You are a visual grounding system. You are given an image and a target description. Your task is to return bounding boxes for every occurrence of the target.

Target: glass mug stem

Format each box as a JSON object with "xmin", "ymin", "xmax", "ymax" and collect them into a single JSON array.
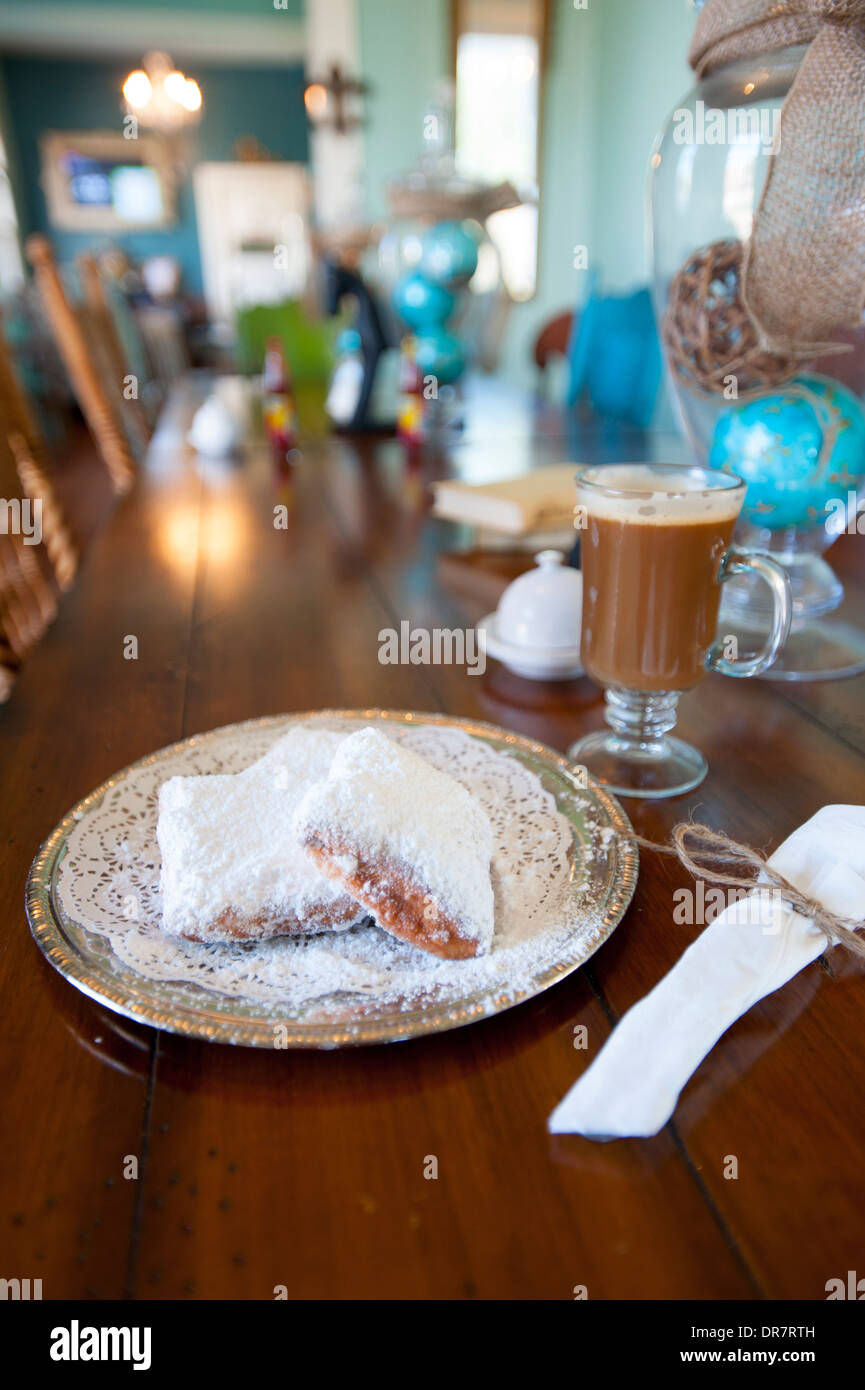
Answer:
[
  {"xmin": 708, "ymin": 548, "xmax": 793, "ymax": 678},
  {"xmin": 604, "ymin": 687, "xmax": 680, "ymax": 747},
  {"xmin": 572, "ymin": 686, "xmax": 706, "ymax": 800}
]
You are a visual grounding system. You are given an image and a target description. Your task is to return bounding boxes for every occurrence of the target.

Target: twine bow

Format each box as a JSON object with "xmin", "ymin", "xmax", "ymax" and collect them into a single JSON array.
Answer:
[
  {"xmin": 627, "ymin": 822, "xmax": 865, "ymax": 959},
  {"xmin": 690, "ymin": 0, "xmax": 865, "ymax": 357}
]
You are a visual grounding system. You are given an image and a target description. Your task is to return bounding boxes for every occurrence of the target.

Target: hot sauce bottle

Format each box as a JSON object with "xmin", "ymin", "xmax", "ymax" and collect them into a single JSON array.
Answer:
[{"xmin": 262, "ymin": 336, "xmax": 298, "ymax": 465}]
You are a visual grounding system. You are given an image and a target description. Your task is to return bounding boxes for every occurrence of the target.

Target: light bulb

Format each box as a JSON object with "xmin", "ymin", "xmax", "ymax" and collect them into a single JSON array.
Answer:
[
  {"xmin": 304, "ymin": 83, "xmax": 328, "ymax": 120},
  {"xmin": 123, "ymin": 70, "xmax": 152, "ymax": 109},
  {"xmin": 164, "ymin": 71, "xmax": 187, "ymax": 103},
  {"xmin": 181, "ymin": 79, "xmax": 202, "ymax": 112}
]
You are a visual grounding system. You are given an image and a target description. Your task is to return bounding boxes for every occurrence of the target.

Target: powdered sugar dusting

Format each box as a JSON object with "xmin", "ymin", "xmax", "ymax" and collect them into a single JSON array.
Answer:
[
  {"xmin": 294, "ymin": 727, "xmax": 495, "ymax": 954},
  {"xmin": 157, "ymin": 727, "xmax": 366, "ymax": 941},
  {"xmin": 53, "ymin": 714, "xmax": 630, "ymax": 1034}
]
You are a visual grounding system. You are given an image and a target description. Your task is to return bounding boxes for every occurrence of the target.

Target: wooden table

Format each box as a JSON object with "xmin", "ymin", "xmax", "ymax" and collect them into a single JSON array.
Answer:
[{"xmin": 3, "ymin": 378, "xmax": 865, "ymax": 1302}]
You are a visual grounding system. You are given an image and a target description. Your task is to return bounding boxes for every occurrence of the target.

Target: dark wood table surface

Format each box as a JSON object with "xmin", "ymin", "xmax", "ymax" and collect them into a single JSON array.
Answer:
[{"xmin": 3, "ymin": 378, "xmax": 865, "ymax": 1302}]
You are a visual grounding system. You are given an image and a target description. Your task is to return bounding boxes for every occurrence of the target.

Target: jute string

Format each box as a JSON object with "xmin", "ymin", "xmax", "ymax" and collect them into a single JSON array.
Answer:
[
  {"xmin": 621, "ymin": 821, "xmax": 865, "ymax": 959},
  {"xmin": 690, "ymin": 0, "xmax": 865, "ymax": 357}
]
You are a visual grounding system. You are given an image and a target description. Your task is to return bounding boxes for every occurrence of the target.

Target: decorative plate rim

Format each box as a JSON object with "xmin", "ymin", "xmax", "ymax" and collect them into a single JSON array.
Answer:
[{"xmin": 25, "ymin": 709, "xmax": 638, "ymax": 1048}]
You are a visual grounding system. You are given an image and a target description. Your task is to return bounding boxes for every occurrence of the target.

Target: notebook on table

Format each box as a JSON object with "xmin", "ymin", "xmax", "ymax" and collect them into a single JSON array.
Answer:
[{"xmin": 431, "ymin": 464, "xmax": 578, "ymax": 538}]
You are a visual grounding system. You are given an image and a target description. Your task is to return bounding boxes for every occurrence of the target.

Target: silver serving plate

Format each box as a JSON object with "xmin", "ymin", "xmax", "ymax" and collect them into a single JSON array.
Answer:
[{"xmin": 25, "ymin": 710, "xmax": 637, "ymax": 1047}]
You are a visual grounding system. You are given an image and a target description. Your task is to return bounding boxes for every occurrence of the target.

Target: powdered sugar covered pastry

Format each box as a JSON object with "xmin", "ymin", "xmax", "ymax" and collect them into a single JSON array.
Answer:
[
  {"xmin": 293, "ymin": 727, "xmax": 495, "ymax": 959},
  {"xmin": 157, "ymin": 727, "xmax": 369, "ymax": 943}
]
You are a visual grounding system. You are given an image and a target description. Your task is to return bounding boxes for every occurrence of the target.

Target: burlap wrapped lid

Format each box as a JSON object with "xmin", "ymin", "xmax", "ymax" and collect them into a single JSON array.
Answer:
[{"xmin": 690, "ymin": 0, "xmax": 865, "ymax": 355}]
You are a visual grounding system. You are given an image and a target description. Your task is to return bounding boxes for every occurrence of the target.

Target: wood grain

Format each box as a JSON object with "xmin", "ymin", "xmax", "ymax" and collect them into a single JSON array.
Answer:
[
  {"xmin": 1, "ymin": 382, "xmax": 864, "ymax": 1299},
  {"xmin": 0, "ymin": 429, "xmax": 201, "ymax": 1296}
]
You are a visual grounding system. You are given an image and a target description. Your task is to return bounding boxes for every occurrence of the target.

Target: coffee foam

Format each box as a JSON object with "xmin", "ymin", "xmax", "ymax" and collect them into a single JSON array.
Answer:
[{"xmin": 576, "ymin": 464, "xmax": 743, "ymax": 526}]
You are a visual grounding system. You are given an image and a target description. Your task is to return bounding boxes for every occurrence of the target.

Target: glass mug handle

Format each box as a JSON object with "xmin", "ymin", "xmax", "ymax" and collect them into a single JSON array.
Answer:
[{"xmin": 708, "ymin": 547, "xmax": 793, "ymax": 678}]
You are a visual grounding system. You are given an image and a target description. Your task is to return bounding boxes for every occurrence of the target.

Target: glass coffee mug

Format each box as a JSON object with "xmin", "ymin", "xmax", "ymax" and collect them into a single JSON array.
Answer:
[{"xmin": 568, "ymin": 464, "xmax": 792, "ymax": 798}]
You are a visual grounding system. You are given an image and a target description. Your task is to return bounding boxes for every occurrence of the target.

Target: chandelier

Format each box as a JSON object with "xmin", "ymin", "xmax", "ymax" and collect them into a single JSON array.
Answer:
[{"xmin": 122, "ymin": 52, "xmax": 202, "ymax": 131}]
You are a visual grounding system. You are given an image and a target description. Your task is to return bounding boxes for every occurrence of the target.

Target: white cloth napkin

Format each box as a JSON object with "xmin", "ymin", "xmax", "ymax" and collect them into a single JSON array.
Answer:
[{"xmin": 548, "ymin": 805, "xmax": 865, "ymax": 1139}]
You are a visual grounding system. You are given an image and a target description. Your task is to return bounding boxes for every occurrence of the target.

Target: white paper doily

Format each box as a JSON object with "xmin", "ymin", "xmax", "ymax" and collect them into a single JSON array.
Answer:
[{"xmin": 28, "ymin": 712, "xmax": 637, "ymax": 1045}]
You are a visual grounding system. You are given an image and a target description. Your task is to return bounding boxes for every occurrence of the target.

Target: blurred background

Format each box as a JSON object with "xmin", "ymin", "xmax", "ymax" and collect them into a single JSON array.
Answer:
[{"xmin": 0, "ymin": 0, "xmax": 697, "ymax": 430}]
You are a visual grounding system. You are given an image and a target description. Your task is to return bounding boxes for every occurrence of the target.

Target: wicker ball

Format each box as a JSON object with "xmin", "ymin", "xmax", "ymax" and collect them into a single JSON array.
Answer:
[{"xmin": 662, "ymin": 240, "xmax": 799, "ymax": 395}]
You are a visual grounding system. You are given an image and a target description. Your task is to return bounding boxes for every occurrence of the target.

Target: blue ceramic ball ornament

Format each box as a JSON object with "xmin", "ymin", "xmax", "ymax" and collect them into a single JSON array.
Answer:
[
  {"xmin": 414, "ymin": 328, "xmax": 466, "ymax": 385},
  {"xmin": 709, "ymin": 375, "xmax": 865, "ymax": 530},
  {"xmin": 418, "ymin": 220, "xmax": 479, "ymax": 289},
  {"xmin": 392, "ymin": 271, "xmax": 456, "ymax": 330}
]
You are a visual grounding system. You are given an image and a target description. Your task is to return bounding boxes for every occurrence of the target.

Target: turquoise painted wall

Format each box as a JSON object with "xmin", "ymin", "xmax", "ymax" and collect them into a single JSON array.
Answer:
[
  {"xmin": 499, "ymin": 0, "xmax": 600, "ymax": 379},
  {"xmin": 588, "ymin": 0, "xmax": 695, "ymax": 292},
  {"xmin": 356, "ymin": 0, "xmax": 697, "ymax": 382},
  {"xmin": 503, "ymin": 0, "xmax": 696, "ymax": 380},
  {"xmin": 21, "ymin": 0, "xmax": 304, "ymax": 12},
  {"xmin": 2, "ymin": 1, "xmax": 697, "ymax": 354},
  {"xmin": 356, "ymin": 0, "xmax": 450, "ymax": 221},
  {"xmin": 0, "ymin": 53, "xmax": 309, "ymax": 292}
]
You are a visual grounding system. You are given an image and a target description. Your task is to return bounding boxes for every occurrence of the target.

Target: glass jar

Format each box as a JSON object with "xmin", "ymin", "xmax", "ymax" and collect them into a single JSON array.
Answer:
[{"xmin": 650, "ymin": 43, "xmax": 865, "ymax": 680}]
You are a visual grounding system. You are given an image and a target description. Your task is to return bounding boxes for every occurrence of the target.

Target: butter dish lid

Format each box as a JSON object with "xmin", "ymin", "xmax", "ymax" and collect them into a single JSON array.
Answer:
[{"xmin": 495, "ymin": 549, "xmax": 582, "ymax": 651}]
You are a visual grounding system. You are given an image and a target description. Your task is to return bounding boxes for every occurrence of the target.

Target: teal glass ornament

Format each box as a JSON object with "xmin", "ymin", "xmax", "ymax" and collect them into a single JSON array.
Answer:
[
  {"xmin": 392, "ymin": 271, "xmax": 455, "ymax": 330},
  {"xmin": 414, "ymin": 328, "xmax": 466, "ymax": 385},
  {"xmin": 335, "ymin": 327, "xmax": 362, "ymax": 356},
  {"xmin": 709, "ymin": 375, "xmax": 865, "ymax": 531},
  {"xmin": 418, "ymin": 220, "xmax": 479, "ymax": 289}
]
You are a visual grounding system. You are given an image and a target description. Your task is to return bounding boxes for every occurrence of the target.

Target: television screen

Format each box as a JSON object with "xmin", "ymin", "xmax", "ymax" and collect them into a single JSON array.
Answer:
[{"xmin": 59, "ymin": 149, "xmax": 165, "ymax": 224}]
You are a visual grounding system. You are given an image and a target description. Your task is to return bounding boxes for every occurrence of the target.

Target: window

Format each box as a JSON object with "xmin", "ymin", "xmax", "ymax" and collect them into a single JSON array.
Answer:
[{"xmin": 453, "ymin": 0, "xmax": 548, "ymax": 301}]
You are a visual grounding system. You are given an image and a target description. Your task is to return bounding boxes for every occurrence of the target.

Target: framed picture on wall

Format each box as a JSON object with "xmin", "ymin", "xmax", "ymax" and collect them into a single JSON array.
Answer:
[{"xmin": 39, "ymin": 130, "xmax": 178, "ymax": 231}]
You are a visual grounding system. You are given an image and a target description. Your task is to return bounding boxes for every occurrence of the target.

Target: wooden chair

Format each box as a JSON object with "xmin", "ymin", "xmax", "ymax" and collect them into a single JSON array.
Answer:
[
  {"xmin": 26, "ymin": 235, "xmax": 135, "ymax": 496},
  {"xmin": 0, "ymin": 304, "xmax": 48, "ymax": 467},
  {"xmin": 97, "ymin": 254, "xmax": 167, "ymax": 421},
  {"xmin": 0, "ymin": 310, "xmax": 78, "ymax": 592},
  {"xmin": 534, "ymin": 311, "xmax": 574, "ymax": 372},
  {"xmin": 0, "ymin": 433, "xmax": 62, "ymax": 703},
  {"xmin": 533, "ymin": 310, "xmax": 575, "ymax": 400},
  {"xmin": 0, "ymin": 313, "xmax": 84, "ymax": 701},
  {"xmin": 77, "ymin": 252, "xmax": 152, "ymax": 458},
  {"xmin": 9, "ymin": 431, "xmax": 78, "ymax": 593},
  {"xmin": 135, "ymin": 304, "xmax": 189, "ymax": 395}
]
